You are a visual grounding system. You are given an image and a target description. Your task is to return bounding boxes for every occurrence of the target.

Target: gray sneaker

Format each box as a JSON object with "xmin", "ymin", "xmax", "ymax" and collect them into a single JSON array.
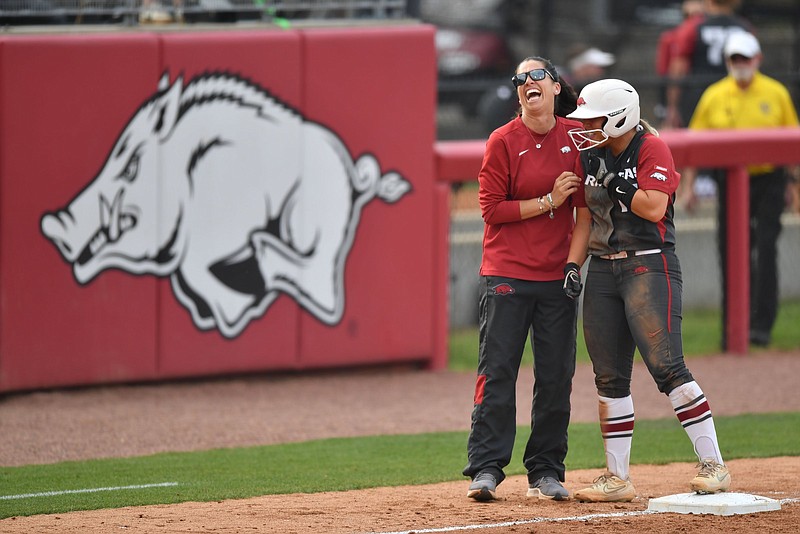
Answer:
[
  {"xmin": 467, "ymin": 472, "xmax": 497, "ymax": 501},
  {"xmin": 527, "ymin": 476, "xmax": 570, "ymax": 500}
]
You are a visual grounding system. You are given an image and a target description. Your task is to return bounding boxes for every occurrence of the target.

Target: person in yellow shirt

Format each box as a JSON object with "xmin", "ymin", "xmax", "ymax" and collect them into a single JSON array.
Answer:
[{"xmin": 680, "ymin": 31, "xmax": 800, "ymax": 348}]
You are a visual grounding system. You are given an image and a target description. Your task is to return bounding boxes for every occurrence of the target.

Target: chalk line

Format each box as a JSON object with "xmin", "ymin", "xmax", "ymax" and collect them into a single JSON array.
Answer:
[
  {"xmin": 366, "ymin": 497, "xmax": 800, "ymax": 534},
  {"xmin": 0, "ymin": 482, "xmax": 179, "ymax": 500}
]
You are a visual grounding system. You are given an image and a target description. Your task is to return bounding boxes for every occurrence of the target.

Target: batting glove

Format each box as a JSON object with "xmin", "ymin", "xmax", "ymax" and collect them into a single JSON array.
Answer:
[
  {"xmin": 588, "ymin": 154, "xmax": 617, "ymax": 189},
  {"xmin": 563, "ymin": 262, "xmax": 583, "ymax": 300},
  {"xmin": 605, "ymin": 174, "xmax": 636, "ymax": 210}
]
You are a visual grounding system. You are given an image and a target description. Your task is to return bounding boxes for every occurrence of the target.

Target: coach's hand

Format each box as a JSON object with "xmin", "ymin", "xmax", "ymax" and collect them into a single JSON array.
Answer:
[{"xmin": 563, "ymin": 262, "xmax": 583, "ymax": 300}]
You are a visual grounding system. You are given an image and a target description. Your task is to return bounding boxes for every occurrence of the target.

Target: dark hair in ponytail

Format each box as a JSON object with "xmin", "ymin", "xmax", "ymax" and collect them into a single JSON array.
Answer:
[{"xmin": 516, "ymin": 56, "xmax": 579, "ymax": 118}]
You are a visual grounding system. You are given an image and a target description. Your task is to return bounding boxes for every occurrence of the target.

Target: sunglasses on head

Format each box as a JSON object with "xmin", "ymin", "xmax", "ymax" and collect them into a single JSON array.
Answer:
[{"xmin": 511, "ymin": 68, "xmax": 555, "ymax": 87}]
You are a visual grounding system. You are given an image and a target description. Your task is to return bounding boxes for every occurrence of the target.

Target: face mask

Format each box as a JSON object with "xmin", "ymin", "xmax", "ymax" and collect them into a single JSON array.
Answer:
[{"xmin": 729, "ymin": 65, "xmax": 755, "ymax": 83}]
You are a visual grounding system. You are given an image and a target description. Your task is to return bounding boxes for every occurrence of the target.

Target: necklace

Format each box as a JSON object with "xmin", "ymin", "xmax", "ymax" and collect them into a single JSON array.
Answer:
[{"xmin": 524, "ymin": 118, "xmax": 555, "ymax": 149}]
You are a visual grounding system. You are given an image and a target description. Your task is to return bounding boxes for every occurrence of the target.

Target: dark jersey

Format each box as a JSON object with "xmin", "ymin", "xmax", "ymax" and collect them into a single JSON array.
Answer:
[
  {"xmin": 675, "ymin": 14, "xmax": 752, "ymax": 121},
  {"xmin": 573, "ymin": 129, "xmax": 680, "ymax": 257},
  {"xmin": 688, "ymin": 15, "xmax": 751, "ymax": 78}
]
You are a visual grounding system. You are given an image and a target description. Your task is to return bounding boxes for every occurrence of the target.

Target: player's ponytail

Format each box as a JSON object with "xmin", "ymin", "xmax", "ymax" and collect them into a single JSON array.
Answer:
[{"xmin": 639, "ymin": 119, "xmax": 659, "ymax": 137}]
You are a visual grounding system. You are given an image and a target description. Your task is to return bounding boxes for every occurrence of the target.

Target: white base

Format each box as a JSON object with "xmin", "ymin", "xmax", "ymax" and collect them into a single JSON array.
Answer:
[{"xmin": 647, "ymin": 492, "xmax": 781, "ymax": 516}]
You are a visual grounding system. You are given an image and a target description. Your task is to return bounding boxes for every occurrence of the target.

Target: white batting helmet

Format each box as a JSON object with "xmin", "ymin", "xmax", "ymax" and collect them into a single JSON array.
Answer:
[{"xmin": 566, "ymin": 79, "xmax": 640, "ymax": 150}]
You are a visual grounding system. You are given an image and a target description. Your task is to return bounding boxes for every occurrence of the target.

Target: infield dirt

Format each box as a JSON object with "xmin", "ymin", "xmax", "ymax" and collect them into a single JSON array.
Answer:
[{"xmin": 1, "ymin": 351, "xmax": 799, "ymax": 533}]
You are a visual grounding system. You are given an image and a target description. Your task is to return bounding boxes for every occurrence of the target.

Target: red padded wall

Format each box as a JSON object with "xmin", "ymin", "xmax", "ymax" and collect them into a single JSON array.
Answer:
[
  {"xmin": 156, "ymin": 30, "xmax": 303, "ymax": 378},
  {"xmin": 0, "ymin": 34, "xmax": 162, "ymax": 391},
  {"xmin": 0, "ymin": 24, "xmax": 440, "ymax": 392},
  {"xmin": 297, "ymin": 25, "xmax": 437, "ymax": 366}
]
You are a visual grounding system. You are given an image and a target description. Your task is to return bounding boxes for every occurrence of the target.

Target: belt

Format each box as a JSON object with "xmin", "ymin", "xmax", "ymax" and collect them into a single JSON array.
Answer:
[{"xmin": 599, "ymin": 248, "xmax": 661, "ymax": 260}]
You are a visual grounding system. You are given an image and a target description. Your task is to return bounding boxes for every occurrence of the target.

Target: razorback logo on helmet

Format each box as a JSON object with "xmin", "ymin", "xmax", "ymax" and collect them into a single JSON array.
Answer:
[
  {"xmin": 491, "ymin": 283, "xmax": 515, "ymax": 296},
  {"xmin": 576, "ymin": 97, "xmax": 587, "ymax": 106}
]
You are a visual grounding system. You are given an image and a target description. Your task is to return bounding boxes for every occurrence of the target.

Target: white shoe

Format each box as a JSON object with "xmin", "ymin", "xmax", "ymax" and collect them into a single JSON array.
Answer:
[
  {"xmin": 690, "ymin": 459, "xmax": 731, "ymax": 494},
  {"xmin": 574, "ymin": 472, "xmax": 636, "ymax": 502}
]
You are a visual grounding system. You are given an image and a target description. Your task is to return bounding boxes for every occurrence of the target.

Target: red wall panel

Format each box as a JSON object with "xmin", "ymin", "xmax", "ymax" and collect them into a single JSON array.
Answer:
[
  {"xmin": 155, "ymin": 30, "xmax": 304, "ymax": 378},
  {"xmin": 297, "ymin": 26, "xmax": 437, "ymax": 366},
  {"xmin": 0, "ymin": 34, "xmax": 162, "ymax": 390},
  {"xmin": 0, "ymin": 25, "xmax": 439, "ymax": 392}
]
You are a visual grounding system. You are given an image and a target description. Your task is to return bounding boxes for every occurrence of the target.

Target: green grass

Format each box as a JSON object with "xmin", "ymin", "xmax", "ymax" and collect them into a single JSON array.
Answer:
[
  {"xmin": 2, "ymin": 300, "xmax": 798, "ymax": 519},
  {"xmin": 449, "ymin": 298, "xmax": 800, "ymax": 371},
  {"xmin": 1, "ymin": 413, "xmax": 798, "ymax": 519}
]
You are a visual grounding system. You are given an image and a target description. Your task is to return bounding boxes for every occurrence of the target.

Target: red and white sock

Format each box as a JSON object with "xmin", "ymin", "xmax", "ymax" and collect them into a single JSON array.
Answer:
[
  {"xmin": 669, "ymin": 381, "xmax": 723, "ymax": 463},
  {"xmin": 598, "ymin": 395, "xmax": 634, "ymax": 481}
]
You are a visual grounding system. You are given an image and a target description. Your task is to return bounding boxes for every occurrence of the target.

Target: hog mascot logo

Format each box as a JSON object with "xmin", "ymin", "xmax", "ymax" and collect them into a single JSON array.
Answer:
[{"xmin": 40, "ymin": 72, "xmax": 411, "ymax": 338}]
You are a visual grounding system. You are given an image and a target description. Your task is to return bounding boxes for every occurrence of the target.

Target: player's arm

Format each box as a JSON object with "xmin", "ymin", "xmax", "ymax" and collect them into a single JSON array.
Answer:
[
  {"xmin": 676, "ymin": 166, "xmax": 698, "ymax": 213},
  {"xmin": 631, "ymin": 190, "xmax": 670, "ymax": 222},
  {"xmin": 634, "ymin": 140, "xmax": 676, "ymax": 222},
  {"xmin": 563, "ymin": 206, "xmax": 591, "ymax": 299},
  {"xmin": 566, "ymin": 207, "xmax": 591, "ymax": 268},
  {"xmin": 664, "ymin": 19, "xmax": 698, "ymax": 128},
  {"xmin": 605, "ymin": 139, "xmax": 673, "ymax": 222},
  {"xmin": 602, "ymin": 172, "xmax": 669, "ymax": 222},
  {"xmin": 664, "ymin": 56, "xmax": 690, "ymax": 128}
]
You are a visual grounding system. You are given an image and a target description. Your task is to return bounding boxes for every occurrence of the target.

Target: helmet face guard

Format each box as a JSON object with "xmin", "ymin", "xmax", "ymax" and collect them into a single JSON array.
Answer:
[
  {"xmin": 566, "ymin": 79, "xmax": 640, "ymax": 150},
  {"xmin": 568, "ymin": 127, "xmax": 609, "ymax": 151}
]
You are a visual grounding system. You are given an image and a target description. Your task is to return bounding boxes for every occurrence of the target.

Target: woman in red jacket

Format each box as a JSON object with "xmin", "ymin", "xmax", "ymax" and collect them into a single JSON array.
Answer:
[{"xmin": 463, "ymin": 55, "xmax": 583, "ymax": 502}]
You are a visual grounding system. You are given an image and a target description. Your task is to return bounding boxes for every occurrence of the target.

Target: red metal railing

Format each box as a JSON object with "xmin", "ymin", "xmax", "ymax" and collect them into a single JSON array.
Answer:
[{"xmin": 435, "ymin": 128, "xmax": 800, "ymax": 354}]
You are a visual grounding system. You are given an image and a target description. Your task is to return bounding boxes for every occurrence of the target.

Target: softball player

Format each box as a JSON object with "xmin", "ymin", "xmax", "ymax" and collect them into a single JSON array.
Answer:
[{"xmin": 562, "ymin": 79, "xmax": 730, "ymax": 502}]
